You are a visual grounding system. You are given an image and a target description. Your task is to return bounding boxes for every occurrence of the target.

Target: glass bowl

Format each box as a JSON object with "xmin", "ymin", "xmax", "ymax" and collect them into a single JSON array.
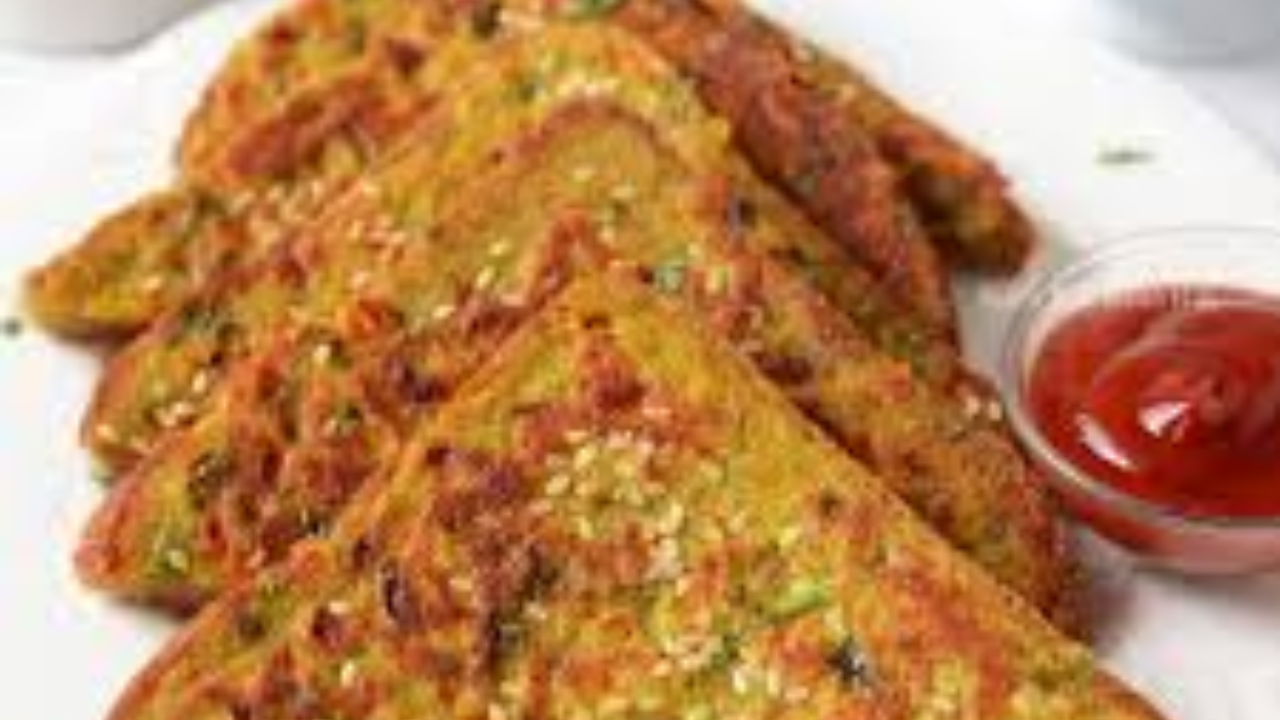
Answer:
[{"xmin": 1000, "ymin": 227, "xmax": 1280, "ymax": 574}]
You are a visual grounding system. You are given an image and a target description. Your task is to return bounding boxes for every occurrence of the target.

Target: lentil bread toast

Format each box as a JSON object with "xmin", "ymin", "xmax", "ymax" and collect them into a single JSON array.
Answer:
[
  {"xmin": 27, "ymin": 0, "xmax": 982, "ymax": 339},
  {"xmin": 24, "ymin": 39, "xmax": 438, "ymax": 339},
  {"xmin": 78, "ymin": 102, "xmax": 1073, "ymax": 627},
  {"xmin": 182, "ymin": 0, "xmax": 1031, "ymax": 272},
  {"xmin": 105, "ymin": 276, "xmax": 1160, "ymax": 720},
  {"xmin": 82, "ymin": 25, "xmax": 952, "ymax": 475}
]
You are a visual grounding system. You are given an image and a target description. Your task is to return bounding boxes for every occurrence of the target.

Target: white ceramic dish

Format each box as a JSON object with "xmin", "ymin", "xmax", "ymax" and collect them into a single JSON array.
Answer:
[
  {"xmin": 0, "ymin": 0, "xmax": 218, "ymax": 51},
  {"xmin": 1, "ymin": 1, "xmax": 1279, "ymax": 718},
  {"xmin": 1071, "ymin": 0, "xmax": 1280, "ymax": 62}
]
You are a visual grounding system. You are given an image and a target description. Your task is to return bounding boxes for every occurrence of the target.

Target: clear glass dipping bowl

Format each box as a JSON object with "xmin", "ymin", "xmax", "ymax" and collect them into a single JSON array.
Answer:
[{"xmin": 1000, "ymin": 227, "xmax": 1280, "ymax": 574}]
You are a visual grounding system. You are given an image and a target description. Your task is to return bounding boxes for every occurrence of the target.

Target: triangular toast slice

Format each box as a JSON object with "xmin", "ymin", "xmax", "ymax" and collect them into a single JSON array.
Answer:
[
  {"xmin": 103, "ymin": 275, "xmax": 1159, "ymax": 720},
  {"xmin": 78, "ymin": 101, "xmax": 1072, "ymax": 626},
  {"xmin": 80, "ymin": 25, "xmax": 953, "ymax": 475},
  {"xmin": 24, "ymin": 63, "xmax": 433, "ymax": 339},
  {"xmin": 181, "ymin": 0, "xmax": 1029, "ymax": 271},
  {"xmin": 24, "ymin": 7, "xmax": 441, "ymax": 339},
  {"xmin": 26, "ymin": 0, "xmax": 986, "ymax": 339}
]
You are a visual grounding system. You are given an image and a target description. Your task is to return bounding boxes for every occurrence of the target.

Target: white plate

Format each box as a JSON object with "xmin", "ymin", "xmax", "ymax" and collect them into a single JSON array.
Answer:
[{"xmin": 2, "ymin": 1, "xmax": 1279, "ymax": 717}]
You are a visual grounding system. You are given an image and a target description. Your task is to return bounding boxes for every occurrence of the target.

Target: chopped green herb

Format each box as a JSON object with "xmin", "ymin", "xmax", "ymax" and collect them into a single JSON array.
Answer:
[
  {"xmin": 1097, "ymin": 145, "xmax": 1154, "ymax": 167},
  {"xmin": 827, "ymin": 635, "xmax": 874, "ymax": 690},
  {"xmin": 652, "ymin": 260, "xmax": 688, "ymax": 294},
  {"xmin": 704, "ymin": 265, "xmax": 734, "ymax": 295},
  {"xmin": 91, "ymin": 465, "xmax": 115, "ymax": 485},
  {"xmin": 513, "ymin": 74, "xmax": 543, "ymax": 104},
  {"xmin": 705, "ymin": 630, "xmax": 744, "ymax": 672},
  {"xmin": 174, "ymin": 303, "xmax": 227, "ymax": 338},
  {"xmin": 189, "ymin": 450, "xmax": 233, "ymax": 509},
  {"xmin": 0, "ymin": 316, "xmax": 23, "ymax": 338},
  {"xmin": 793, "ymin": 168, "xmax": 823, "ymax": 198},
  {"xmin": 564, "ymin": 0, "xmax": 627, "ymax": 20},
  {"xmin": 767, "ymin": 576, "xmax": 832, "ymax": 621},
  {"xmin": 325, "ymin": 402, "xmax": 365, "ymax": 438}
]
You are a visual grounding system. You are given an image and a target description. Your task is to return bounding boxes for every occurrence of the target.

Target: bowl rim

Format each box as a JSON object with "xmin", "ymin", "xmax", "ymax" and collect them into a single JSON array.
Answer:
[{"xmin": 999, "ymin": 224, "xmax": 1280, "ymax": 532}]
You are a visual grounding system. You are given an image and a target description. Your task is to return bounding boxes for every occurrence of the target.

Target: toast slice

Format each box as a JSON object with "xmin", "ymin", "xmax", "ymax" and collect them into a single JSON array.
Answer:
[
  {"xmin": 28, "ymin": 0, "xmax": 983, "ymax": 339},
  {"xmin": 184, "ymin": 0, "xmax": 1030, "ymax": 272},
  {"xmin": 25, "ymin": 55, "xmax": 435, "ymax": 339},
  {"xmin": 78, "ymin": 102, "xmax": 1072, "ymax": 627},
  {"xmin": 684, "ymin": 0, "xmax": 1037, "ymax": 271},
  {"xmin": 103, "ymin": 275, "xmax": 1160, "ymax": 720},
  {"xmin": 81, "ymin": 25, "xmax": 952, "ymax": 474}
]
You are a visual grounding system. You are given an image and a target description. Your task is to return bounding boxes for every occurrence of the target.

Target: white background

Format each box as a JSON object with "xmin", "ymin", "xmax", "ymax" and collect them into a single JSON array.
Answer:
[{"xmin": 1, "ymin": 1, "xmax": 1279, "ymax": 718}]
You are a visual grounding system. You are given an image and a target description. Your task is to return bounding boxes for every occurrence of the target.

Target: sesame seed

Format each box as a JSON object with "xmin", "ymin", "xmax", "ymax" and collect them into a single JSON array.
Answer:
[
  {"xmin": 641, "ymin": 403, "xmax": 673, "ymax": 421},
  {"xmin": 657, "ymin": 503, "xmax": 686, "ymax": 536},
  {"xmin": 475, "ymin": 266, "xmax": 497, "ymax": 292},
  {"xmin": 190, "ymin": 369, "xmax": 214, "ymax": 396},
  {"xmin": 610, "ymin": 184, "xmax": 638, "ymax": 203},
  {"xmin": 141, "ymin": 274, "xmax": 166, "ymax": 293},
  {"xmin": 163, "ymin": 547, "xmax": 191, "ymax": 574},
  {"xmin": 95, "ymin": 423, "xmax": 122, "ymax": 444},
  {"xmin": 311, "ymin": 343, "xmax": 335, "ymax": 366},
  {"xmin": 431, "ymin": 303, "xmax": 456, "ymax": 322},
  {"xmin": 776, "ymin": 523, "xmax": 804, "ymax": 549},
  {"xmin": 763, "ymin": 668, "xmax": 784, "ymax": 698},
  {"xmin": 985, "ymin": 399, "xmax": 1005, "ymax": 422},
  {"xmin": 349, "ymin": 271, "xmax": 372, "ymax": 292},
  {"xmin": 785, "ymin": 685, "xmax": 811, "ymax": 704},
  {"xmin": 648, "ymin": 536, "xmax": 682, "ymax": 581},
  {"xmin": 338, "ymin": 658, "xmax": 360, "ymax": 688},
  {"xmin": 573, "ymin": 443, "xmax": 599, "ymax": 470},
  {"xmin": 355, "ymin": 179, "xmax": 380, "ymax": 200},
  {"xmin": 545, "ymin": 473, "xmax": 572, "ymax": 497}
]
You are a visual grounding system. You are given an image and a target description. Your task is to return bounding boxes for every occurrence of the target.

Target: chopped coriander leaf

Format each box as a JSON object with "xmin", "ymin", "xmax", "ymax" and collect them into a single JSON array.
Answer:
[
  {"xmin": 0, "ymin": 316, "xmax": 23, "ymax": 338},
  {"xmin": 91, "ymin": 464, "xmax": 115, "ymax": 485},
  {"xmin": 1097, "ymin": 145, "xmax": 1154, "ymax": 167},
  {"xmin": 767, "ymin": 576, "xmax": 832, "ymax": 621},
  {"xmin": 564, "ymin": 0, "xmax": 626, "ymax": 20},
  {"xmin": 827, "ymin": 635, "xmax": 874, "ymax": 690},
  {"xmin": 652, "ymin": 260, "xmax": 688, "ymax": 294},
  {"xmin": 325, "ymin": 402, "xmax": 365, "ymax": 437}
]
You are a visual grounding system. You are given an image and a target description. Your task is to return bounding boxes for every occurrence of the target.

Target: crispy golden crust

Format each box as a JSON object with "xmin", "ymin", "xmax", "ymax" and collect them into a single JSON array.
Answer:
[
  {"xmin": 595, "ymin": 0, "xmax": 953, "ymax": 327},
  {"xmin": 26, "ymin": 54, "xmax": 435, "ymax": 339},
  {"xmin": 80, "ymin": 26, "xmax": 950, "ymax": 475},
  {"xmin": 22, "ymin": 190, "xmax": 239, "ymax": 340},
  {"xmin": 177, "ymin": 0, "xmax": 446, "ymax": 176},
  {"xmin": 726, "ymin": 0, "xmax": 1037, "ymax": 272},
  {"xmin": 104, "ymin": 275, "xmax": 1161, "ymax": 720},
  {"xmin": 79, "ymin": 101, "xmax": 1073, "ymax": 628},
  {"xmin": 34, "ymin": 0, "xmax": 976, "ymax": 339}
]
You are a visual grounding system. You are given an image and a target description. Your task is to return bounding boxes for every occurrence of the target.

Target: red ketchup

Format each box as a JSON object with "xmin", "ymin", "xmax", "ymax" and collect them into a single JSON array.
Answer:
[{"xmin": 1029, "ymin": 286, "xmax": 1280, "ymax": 522}]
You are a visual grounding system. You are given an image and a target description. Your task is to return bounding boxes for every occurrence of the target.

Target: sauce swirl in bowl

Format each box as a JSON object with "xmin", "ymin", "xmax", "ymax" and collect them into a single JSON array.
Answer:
[
  {"xmin": 1001, "ymin": 228, "xmax": 1280, "ymax": 573},
  {"xmin": 1029, "ymin": 287, "xmax": 1280, "ymax": 519}
]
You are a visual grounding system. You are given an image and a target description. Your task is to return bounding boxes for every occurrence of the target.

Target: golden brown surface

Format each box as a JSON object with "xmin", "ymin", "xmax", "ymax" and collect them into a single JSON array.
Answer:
[
  {"xmin": 104, "ymin": 275, "xmax": 1159, "ymax": 720},
  {"xmin": 27, "ymin": 0, "xmax": 1036, "ymax": 340},
  {"xmin": 78, "ymin": 101, "xmax": 1072, "ymax": 626},
  {"xmin": 79, "ymin": 25, "xmax": 952, "ymax": 478}
]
